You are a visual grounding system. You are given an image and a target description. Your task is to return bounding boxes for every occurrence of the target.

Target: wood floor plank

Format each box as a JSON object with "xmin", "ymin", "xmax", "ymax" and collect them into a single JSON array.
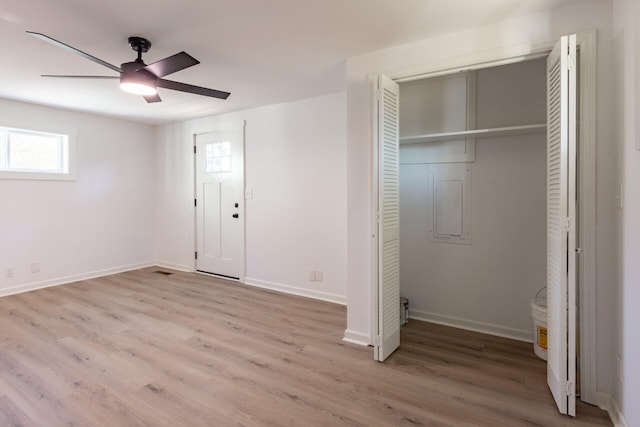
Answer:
[{"xmin": 0, "ymin": 268, "xmax": 612, "ymax": 426}]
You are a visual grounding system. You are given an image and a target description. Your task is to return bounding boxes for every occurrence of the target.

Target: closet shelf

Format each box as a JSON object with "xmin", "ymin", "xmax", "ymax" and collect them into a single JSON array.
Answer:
[{"xmin": 399, "ymin": 123, "xmax": 547, "ymax": 145}]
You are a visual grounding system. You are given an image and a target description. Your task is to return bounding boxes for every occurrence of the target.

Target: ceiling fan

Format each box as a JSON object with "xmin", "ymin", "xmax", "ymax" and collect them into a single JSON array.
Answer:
[{"xmin": 26, "ymin": 31, "xmax": 230, "ymax": 103}]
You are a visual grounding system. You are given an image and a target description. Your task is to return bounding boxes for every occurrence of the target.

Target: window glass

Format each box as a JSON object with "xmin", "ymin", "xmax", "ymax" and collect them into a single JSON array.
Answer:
[
  {"xmin": 0, "ymin": 132, "xmax": 6, "ymax": 168},
  {"xmin": 204, "ymin": 141, "xmax": 231, "ymax": 173},
  {"xmin": 8, "ymin": 131, "xmax": 64, "ymax": 172},
  {"xmin": 0, "ymin": 126, "xmax": 72, "ymax": 180}
]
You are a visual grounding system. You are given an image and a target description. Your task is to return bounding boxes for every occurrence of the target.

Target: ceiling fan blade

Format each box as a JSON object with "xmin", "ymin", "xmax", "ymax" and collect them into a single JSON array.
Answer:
[
  {"xmin": 41, "ymin": 75, "xmax": 119, "ymax": 79},
  {"xmin": 27, "ymin": 31, "xmax": 122, "ymax": 74},
  {"xmin": 157, "ymin": 79, "xmax": 230, "ymax": 100},
  {"xmin": 143, "ymin": 52, "xmax": 199, "ymax": 78},
  {"xmin": 144, "ymin": 93, "xmax": 162, "ymax": 103}
]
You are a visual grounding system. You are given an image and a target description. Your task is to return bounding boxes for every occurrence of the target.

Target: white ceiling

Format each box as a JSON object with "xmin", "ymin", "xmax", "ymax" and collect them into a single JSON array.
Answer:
[{"xmin": 0, "ymin": 0, "xmax": 578, "ymax": 125}]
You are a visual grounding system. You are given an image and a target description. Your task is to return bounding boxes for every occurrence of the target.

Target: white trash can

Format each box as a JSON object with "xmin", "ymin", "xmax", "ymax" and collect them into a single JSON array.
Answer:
[{"xmin": 531, "ymin": 287, "xmax": 547, "ymax": 360}]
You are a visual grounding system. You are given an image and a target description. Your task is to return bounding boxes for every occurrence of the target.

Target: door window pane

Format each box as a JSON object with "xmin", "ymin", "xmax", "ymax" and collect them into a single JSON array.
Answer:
[{"xmin": 204, "ymin": 141, "xmax": 231, "ymax": 173}]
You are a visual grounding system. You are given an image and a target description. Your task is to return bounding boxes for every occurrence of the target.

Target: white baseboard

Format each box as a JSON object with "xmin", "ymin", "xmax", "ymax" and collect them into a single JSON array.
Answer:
[
  {"xmin": 243, "ymin": 277, "xmax": 346, "ymax": 305},
  {"xmin": 409, "ymin": 308, "xmax": 532, "ymax": 343},
  {"xmin": 596, "ymin": 392, "xmax": 628, "ymax": 427},
  {"xmin": 0, "ymin": 261, "xmax": 155, "ymax": 297},
  {"xmin": 343, "ymin": 329, "xmax": 371, "ymax": 346},
  {"xmin": 154, "ymin": 261, "xmax": 193, "ymax": 273},
  {"xmin": 609, "ymin": 398, "xmax": 630, "ymax": 427}
]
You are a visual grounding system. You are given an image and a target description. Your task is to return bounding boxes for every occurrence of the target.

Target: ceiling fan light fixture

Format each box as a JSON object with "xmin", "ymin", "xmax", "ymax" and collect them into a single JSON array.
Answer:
[
  {"xmin": 120, "ymin": 81, "xmax": 157, "ymax": 96},
  {"xmin": 119, "ymin": 63, "xmax": 157, "ymax": 96}
]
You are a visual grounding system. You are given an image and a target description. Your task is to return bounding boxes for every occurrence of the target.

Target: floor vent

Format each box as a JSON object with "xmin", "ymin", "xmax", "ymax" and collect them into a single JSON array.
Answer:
[{"xmin": 152, "ymin": 270, "xmax": 173, "ymax": 276}]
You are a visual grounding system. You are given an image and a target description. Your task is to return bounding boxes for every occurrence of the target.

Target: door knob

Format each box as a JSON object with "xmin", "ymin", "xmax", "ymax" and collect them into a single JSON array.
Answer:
[{"xmin": 232, "ymin": 213, "xmax": 239, "ymax": 218}]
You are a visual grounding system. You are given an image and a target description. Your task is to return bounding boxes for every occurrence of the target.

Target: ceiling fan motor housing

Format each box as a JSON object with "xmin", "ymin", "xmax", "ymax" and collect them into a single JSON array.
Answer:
[{"xmin": 120, "ymin": 61, "xmax": 157, "ymax": 87}]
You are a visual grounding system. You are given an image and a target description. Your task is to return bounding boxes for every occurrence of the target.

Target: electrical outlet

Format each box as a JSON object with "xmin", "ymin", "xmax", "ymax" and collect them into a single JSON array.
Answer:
[
  {"xmin": 309, "ymin": 270, "xmax": 323, "ymax": 282},
  {"xmin": 616, "ymin": 184, "xmax": 624, "ymax": 209},
  {"xmin": 5, "ymin": 267, "xmax": 14, "ymax": 278},
  {"xmin": 30, "ymin": 262, "xmax": 40, "ymax": 273},
  {"xmin": 618, "ymin": 355, "xmax": 623, "ymax": 384}
]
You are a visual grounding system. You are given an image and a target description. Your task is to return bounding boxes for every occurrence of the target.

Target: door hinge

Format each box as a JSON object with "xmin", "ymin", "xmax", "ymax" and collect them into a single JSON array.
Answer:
[
  {"xmin": 195, "ymin": 251, "xmax": 198, "ymax": 260},
  {"xmin": 570, "ymin": 56, "xmax": 576, "ymax": 71},
  {"xmin": 563, "ymin": 217, "xmax": 575, "ymax": 233},
  {"xmin": 193, "ymin": 146, "xmax": 197, "ymax": 154},
  {"xmin": 563, "ymin": 381, "xmax": 575, "ymax": 397},
  {"xmin": 374, "ymin": 88, "xmax": 381, "ymax": 101},
  {"xmin": 568, "ymin": 52, "xmax": 576, "ymax": 71},
  {"xmin": 194, "ymin": 198, "xmax": 197, "ymax": 207}
]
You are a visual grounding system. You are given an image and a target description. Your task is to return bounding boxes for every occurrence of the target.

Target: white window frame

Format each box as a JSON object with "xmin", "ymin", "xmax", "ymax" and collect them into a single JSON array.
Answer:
[{"xmin": 0, "ymin": 125, "xmax": 76, "ymax": 181}]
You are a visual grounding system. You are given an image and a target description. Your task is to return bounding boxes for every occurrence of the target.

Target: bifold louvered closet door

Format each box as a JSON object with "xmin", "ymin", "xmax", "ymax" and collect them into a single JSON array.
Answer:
[
  {"xmin": 546, "ymin": 34, "xmax": 577, "ymax": 417},
  {"xmin": 375, "ymin": 74, "xmax": 401, "ymax": 362}
]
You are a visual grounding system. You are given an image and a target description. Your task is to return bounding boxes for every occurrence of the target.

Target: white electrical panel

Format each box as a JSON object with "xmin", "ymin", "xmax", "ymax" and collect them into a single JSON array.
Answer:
[{"xmin": 427, "ymin": 163, "xmax": 472, "ymax": 244}]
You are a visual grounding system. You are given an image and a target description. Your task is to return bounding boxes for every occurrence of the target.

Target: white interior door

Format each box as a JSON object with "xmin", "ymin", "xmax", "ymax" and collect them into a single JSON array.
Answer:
[
  {"xmin": 546, "ymin": 34, "xmax": 577, "ymax": 416},
  {"xmin": 375, "ymin": 74, "xmax": 401, "ymax": 362},
  {"xmin": 195, "ymin": 125, "xmax": 245, "ymax": 280}
]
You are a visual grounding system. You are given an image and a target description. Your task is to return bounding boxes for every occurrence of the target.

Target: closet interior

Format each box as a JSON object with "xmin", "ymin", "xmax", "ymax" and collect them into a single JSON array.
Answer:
[{"xmin": 398, "ymin": 57, "xmax": 549, "ymax": 342}]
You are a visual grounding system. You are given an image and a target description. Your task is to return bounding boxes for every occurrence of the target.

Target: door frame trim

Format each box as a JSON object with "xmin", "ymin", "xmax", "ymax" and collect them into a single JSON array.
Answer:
[
  {"xmin": 193, "ymin": 120, "xmax": 247, "ymax": 283},
  {"xmin": 370, "ymin": 31, "xmax": 597, "ymax": 404}
]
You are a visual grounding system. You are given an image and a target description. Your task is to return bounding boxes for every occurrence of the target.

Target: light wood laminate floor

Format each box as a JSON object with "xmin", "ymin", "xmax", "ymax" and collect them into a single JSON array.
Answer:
[{"xmin": 0, "ymin": 268, "xmax": 612, "ymax": 426}]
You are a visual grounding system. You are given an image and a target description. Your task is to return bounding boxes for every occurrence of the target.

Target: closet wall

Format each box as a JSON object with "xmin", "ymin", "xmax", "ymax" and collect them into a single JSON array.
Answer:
[{"xmin": 399, "ymin": 58, "xmax": 547, "ymax": 341}]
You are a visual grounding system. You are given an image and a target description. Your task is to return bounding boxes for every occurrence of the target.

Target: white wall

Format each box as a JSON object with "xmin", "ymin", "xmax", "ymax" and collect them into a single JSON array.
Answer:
[
  {"xmin": 613, "ymin": 0, "xmax": 640, "ymax": 425},
  {"xmin": 0, "ymin": 98, "xmax": 156, "ymax": 295},
  {"xmin": 155, "ymin": 92, "xmax": 347, "ymax": 304},
  {"xmin": 346, "ymin": 0, "xmax": 616, "ymax": 400}
]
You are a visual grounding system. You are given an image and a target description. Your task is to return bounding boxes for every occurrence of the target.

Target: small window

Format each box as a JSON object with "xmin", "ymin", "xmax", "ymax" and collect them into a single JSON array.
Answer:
[
  {"xmin": 0, "ymin": 126, "xmax": 74, "ymax": 180},
  {"xmin": 204, "ymin": 141, "xmax": 231, "ymax": 173}
]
